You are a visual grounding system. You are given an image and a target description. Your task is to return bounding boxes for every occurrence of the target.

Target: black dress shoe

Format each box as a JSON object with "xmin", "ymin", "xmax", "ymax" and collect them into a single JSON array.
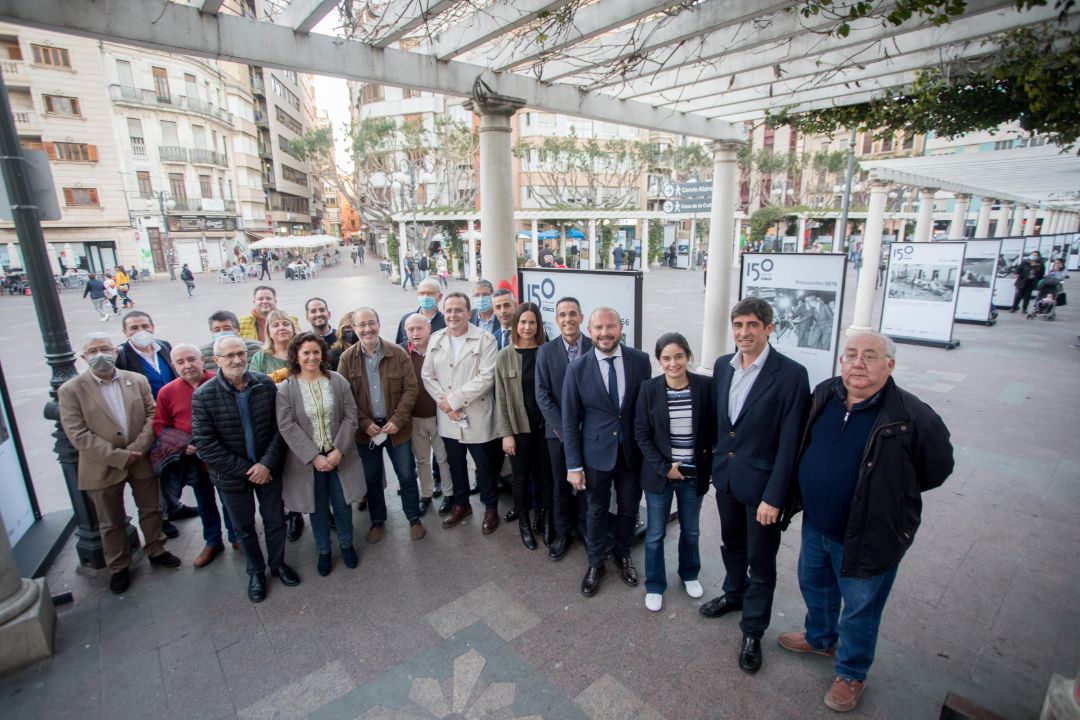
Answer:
[
  {"xmin": 432, "ymin": 484, "xmax": 443, "ymax": 498},
  {"xmin": 148, "ymin": 551, "xmax": 181, "ymax": 568},
  {"xmin": 519, "ymin": 520, "xmax": 537, "ymax": 550},
  {"xmin": 271, "ymin": 563, "xmax": 301, "ymax": 586},
  {"xmin": 168, "ymin": 504, "xmax": 199, "ymax": 521},
  {"xmin": 109, "ymin": 568, "xmax": 130, "ymax": 594},
  {"xmin": 469, "ymin": 483, "xmax": 480, "ymax": 496},
  {"xmin": 548, "ymin": 534, "xmax": 569, "ymax": 561},
  {"xmin": 504, "ymin": 507, "xmax": 519, "ymax": 522},
  {"xmin": 286, "ymin": 512, "xmax": 304, "ymax": 542},
  {"xmin": 248, "ymin": 572, "xmax": 267, "ymax": 603},
  {"xmin": 699, "ymin": 595, "xmax": 743, "ymax": 618},
  {"xmin": 739, "ymin": 635, "xmax": 762, "ymax": 674},
  {"xmin": 418, "ymin": 497, "xmax": 431, "ymax": 516},
  {"xmin": 581, "ymin": 565, "xmax": 605, "ymax": 597},
  {"xmin": 616, "ymin": 557, "xmax": 638, "ymax": 586},
  {"xmin": 438, "ymin": 497, "xmax": 453, "ymax": 516},
  {"xmin": 161, "ymin": 519, "xmax": 180, "ymax": 539}
]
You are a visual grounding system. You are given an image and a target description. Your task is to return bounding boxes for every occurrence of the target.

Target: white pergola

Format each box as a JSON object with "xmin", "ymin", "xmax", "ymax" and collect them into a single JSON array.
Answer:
[{"xmin": 1, "ymin": 0, "xmax": 1074, "ymax": 356}]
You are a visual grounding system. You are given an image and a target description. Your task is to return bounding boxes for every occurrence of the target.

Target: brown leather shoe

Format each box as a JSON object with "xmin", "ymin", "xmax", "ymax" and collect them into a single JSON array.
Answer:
[
  {"xmin": 481, "ymin": 509, "xmax": 499, "ymax": 534},
  {"xmin": 824, "ymin": 677, "xmax": 866, "ymax": 712},
  {"xmin": 366, "ymin": 523, "xmax": 384, "ymax": 544},
  {"xmin": 778, "ymin": 631, "xmax": 837, "ymax": 657},
  {"xmin": 441, "ymin": 504, "xmax": 473, "ymax": 529},
  {"xmin": 409, "ymin": 520, "xmax": 426, "ymax": 540},
  {"xmin": 192, "ymin": 545, "xmax": 224, "ymax": 569}
]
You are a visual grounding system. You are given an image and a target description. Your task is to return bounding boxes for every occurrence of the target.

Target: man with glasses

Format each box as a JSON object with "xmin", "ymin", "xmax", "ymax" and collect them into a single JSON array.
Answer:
[
  {"xmin": 778, "ymin": 331, "xmax": 953, "ymax": 713},
  {"xmin": 702, "ymin": 297, "xmax": 810, "ymax": 675}
]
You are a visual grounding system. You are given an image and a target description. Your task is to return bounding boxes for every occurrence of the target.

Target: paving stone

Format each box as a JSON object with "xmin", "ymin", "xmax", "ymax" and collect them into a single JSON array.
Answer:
[{"xmin": 236, "ymin": 660, "xmax": 354, "ymax": 720}]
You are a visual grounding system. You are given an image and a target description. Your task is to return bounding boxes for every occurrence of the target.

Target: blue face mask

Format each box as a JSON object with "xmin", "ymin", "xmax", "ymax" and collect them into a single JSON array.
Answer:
[
  {"xmin": 418, "ymin": 295, "xmax": 437, "ymax": 311},
  {"xmin": 474, "ymin": 295, "xmax": 492, "ymax": 312},
  {"xmin": 212, "ymin": 331, "xmax": 238, "ymax": 343}
]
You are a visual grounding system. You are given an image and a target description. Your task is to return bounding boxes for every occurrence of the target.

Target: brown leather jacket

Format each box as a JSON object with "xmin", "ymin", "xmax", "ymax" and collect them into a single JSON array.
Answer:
[{"xmin": 337, "ymin": 340, "xmax": 417, "ymax": 446}]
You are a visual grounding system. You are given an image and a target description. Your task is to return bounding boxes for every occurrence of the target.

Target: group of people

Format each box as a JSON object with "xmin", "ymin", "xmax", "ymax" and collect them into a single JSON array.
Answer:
[
  {"xmin": 58, "ymin": 277, "xmax": 954, "ymax": 714},
  {"xmin": 80, "ymin": 265, "xmax": 137, "ymax": 320},
  {"xmin": 401, "ymin": 250, "xmax": 451, "ymax": 291}
]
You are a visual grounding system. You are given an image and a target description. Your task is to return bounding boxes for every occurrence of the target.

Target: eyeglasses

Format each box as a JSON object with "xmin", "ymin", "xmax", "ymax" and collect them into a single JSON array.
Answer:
[
  {"xmin": 840, "ymin": 351, "xmax": 885, "ymax": 366},
  {"xmin": 217, "ymin": 351, "xmax": 248, "ymax": 362},
  {"xmin": 355, "ymin": 321, "xmax": 379, "ymax": 329}
]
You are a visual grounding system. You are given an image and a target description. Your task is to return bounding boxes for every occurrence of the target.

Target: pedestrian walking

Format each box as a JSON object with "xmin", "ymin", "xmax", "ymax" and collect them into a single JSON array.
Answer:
[
  {"xmin": 436, "ymin": 252, "xmax": 449, "ymax": 289},
  {"xmin": 103, "ymin": 273, "xmax": 120, "ymax": 315},
  {"xmin": 357, "ymin": 244, "xmax": 365, "ymax": 264},
  {"xmin": 83, "ymin": 272, "xmax": 110, "ymax": 321},
  {"xmin": 115, "ymin": 265, "xmax": 135, "ymax": 308},
  {"xmin": 180, "ymin": 263, "xmax": 195, "ymax": 297},
  {"xmin": 259, "ymin": 251, "xmax": 272, "ymax": 281}
]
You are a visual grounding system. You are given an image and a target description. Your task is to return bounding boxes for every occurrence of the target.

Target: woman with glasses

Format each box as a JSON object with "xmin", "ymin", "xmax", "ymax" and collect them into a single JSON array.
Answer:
[
  {"xmin": 634, "ymin": 332, "xmax": 712, "ymax": 612},
  {"xmin": 495, "ymin": 302, "xmax": 552, "ymax": 550},
  {"xmin": 276, "ymin": 332, "xmax": 365, "ymax": 576}
]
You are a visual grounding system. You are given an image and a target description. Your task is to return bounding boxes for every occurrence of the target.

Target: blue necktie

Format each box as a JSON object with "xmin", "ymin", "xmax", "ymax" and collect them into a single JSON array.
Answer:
[
  {"xmin": 605, "ymin": 357, "xmax": 620, "ymax": 410},
  {"xmin": 502, "ymin": 328, "xmax": 510, "ymax": 347}
]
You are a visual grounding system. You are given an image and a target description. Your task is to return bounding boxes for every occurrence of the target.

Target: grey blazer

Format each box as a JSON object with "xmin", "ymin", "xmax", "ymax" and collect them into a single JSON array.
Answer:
[{"xmin": 275, "ymin": 371, "xmax": 365, "ymax": 514}]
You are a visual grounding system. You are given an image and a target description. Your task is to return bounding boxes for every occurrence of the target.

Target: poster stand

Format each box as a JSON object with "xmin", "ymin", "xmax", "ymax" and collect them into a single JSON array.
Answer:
[
  {"xmin": 880, "ymin": 241, "xmax": 965, "ymax": 350},
  {"xmin": 955, "ymin": 238, "xmax": 1002, "ymax": 326},
  {"xmin": 517, "ymin": 267, "xmax": 644, "ymax": 348}
]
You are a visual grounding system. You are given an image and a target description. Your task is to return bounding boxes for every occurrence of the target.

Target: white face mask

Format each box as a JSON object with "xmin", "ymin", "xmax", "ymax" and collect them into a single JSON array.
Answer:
[
  {"xmin": 130, "ymin": 330, "xmax": 155, "ymax": 348},
  {"xmin": 86, "ymin": 352, "xmax": 116, "ymax": 373}
]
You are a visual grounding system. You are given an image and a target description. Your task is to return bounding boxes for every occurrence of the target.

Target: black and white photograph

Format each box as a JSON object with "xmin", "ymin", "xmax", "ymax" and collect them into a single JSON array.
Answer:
[
  {"xmin": 959, "ymin": 257, "xmax": 994, "ymax": 288},
  {"xmin": 746, "ymin": 286, "xmax": 837, "ymax": 351},
  {"xmin": 887, "ymin": 264, "xmax": 958, "ymax": 302}
]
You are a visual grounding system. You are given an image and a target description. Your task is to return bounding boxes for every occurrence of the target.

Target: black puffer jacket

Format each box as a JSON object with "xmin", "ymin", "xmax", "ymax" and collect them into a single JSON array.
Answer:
[
  {"xmin": 783, "ymin": 376, "xmax": 953, "ymax": 578},
  {"xmin": 191, "ymin": 370, "xmax": 285, "ymax": 492}
]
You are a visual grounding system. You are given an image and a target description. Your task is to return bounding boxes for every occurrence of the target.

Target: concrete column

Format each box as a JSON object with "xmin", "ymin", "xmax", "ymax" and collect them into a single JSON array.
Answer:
[
  {"xmin": 948, "ymin": 194, "xmax": 971, "ymax": 240},
  {"xmin": 896, "ymin": 218, "xmax": 907, "ymax": 243},
  {"xmin": 588, "ymin": 218, "xmax": 596, "ymax": 269},
  {"xmin": 847, "ymin": 182, "xmax": 889, "ymax": 335},
  {"xmin": 467, "ymin": 217, "xmax": 479, "ymax": 282},
  {"xmin": 913, "ymin": 188, "xmax": 937, "ymax": 242},
  {"xmin": 700, "ymin": 140, "xmax": 741, "ymax": 366},
  {"xmin": 465, "ymin": 93, "xmax": 525, "ymax": 289},
  {"xmin": 796, "ymin": 215, "xmax": 806, "ymax": 253},
  {"xmin": 640, "ymin": 218, "xmax": 650, "ymax": 273},
  {"xmin": 1022, "ymin": 206, "xmax": 1037, "ymax": 236},
  {"xmin": 974, "ymin": 199, "xmax": 993, "ymax": 238},
  {"xmin": 530, "ymin": 218, "xmax": 538, "ymax": 265},
  {"xmin": 731, "ymin": 217, "xmax": 741, "ymax": 268},
  {"xmin": 0, "ymin": 514, "xmax": 56, "ymax": 677},
  {"xmin": 1011, "ymin": 205, "xmax": 1026, "ymax": 235},
  {"xmin": 995, "ymin": 202, "xmax": 1012, "ymax": 238},
  {"xmin": 605, "ymin": 222, "xmax": 615, "ymax": 269},
  {"xmin": 398, "ymin": 220, "xmax": 408, "ymax": 280}
]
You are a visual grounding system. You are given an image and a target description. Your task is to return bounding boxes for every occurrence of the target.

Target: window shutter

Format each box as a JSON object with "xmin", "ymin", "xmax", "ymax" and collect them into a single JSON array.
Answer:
[
  {"xmin": 89, "ymin": 189, "xmax": 99, "ymax": 206},
  {"xmin": 87, "ymin": 144, "xmax": 98, "ymax": 162},
  {"xmin": 43, "ymin": 142, "xmax": 57, "ymax": 160},
  {"xmin": 63, "ymin": 188, "xmax": 73, "ymax": 205}
]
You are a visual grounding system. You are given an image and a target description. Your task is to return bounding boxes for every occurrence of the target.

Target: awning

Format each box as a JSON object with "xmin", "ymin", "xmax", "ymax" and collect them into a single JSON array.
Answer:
[{"xmin": 248, "ymin": 234, "xmax": 342, "ymax": 250}]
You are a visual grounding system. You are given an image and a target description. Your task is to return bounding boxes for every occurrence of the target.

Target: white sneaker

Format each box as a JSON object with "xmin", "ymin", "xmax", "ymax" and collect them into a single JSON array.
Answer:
[
  {"xmin": 645, "ymin": 593, "xmax": 663, "ymax": 612},
  {"xmin": 683, "ymin": 580, "xmax": 704, "ymax": 598}
]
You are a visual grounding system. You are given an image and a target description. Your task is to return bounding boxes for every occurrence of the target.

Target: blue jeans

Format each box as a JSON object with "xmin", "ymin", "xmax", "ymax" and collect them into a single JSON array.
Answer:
[
  {"xmin": 165, "ymin": 456, "xmax": 236, "ymax": 547},
  {"xmin": 798, "ymin": 521, "xmax": 898, "ymax": 682},
  {"xmin": 356, "ymin": 438, "xmax": 421, "ymax": 523},
  {"xmin": 309, "ymin": 470, "xmax": 354, "ymax": 554},
  {"xmin": 643, "ymin": 480, "xmax": 702, "ymax": 594}
]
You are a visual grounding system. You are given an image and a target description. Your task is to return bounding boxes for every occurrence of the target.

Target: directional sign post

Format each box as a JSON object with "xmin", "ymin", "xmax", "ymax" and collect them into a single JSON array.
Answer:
[{"xmin": 665, "ymin": 181, "xmax": 713, "ymax": 214}]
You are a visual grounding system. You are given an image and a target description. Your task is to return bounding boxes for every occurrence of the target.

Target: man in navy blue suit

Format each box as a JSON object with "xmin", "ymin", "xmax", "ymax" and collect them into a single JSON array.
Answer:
[
  {"xmin": 562, "ymin": 307, "xmax": 652, "ymax": 597},
  {"xmin": 702, "ymin": 297, "xmax": 810, "ymax": 674},
  {"xmin": 535, "ymin": 297, "xmax": 592, "ymax": 560}
]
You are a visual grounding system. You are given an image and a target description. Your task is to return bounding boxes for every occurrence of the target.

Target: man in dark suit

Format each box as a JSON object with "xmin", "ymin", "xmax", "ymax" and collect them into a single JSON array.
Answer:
[
  {"xmin": 562, "ymin": 307, "xmax": 652, "ymax": 596},
  {"xmin": 702, "ymin": 297, "xmax": 810, "ymax": 674},
  {"xmin": 491, "ymin": 288, "xmax": 516, "ymax": 350},
  {"xmin": 535, "ymin": 297, "xmax": 592, "ymax": 560}
]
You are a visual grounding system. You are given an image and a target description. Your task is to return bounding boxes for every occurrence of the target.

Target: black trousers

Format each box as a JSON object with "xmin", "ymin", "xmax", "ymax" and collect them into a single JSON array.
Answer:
[
  {"xmin": 510, "ymin": 424, "xmax": 552, "ymax": 519},
  {"xmin": 1013, "ymin": 280, "xmax": 1035, "ymax": 312},
  {"xmin": 715, "ymin": 490, "xmax": 782, "ymax": 639},
  {"xmin": 547, "ymin": 437, "xmax": 587, "ymax": 537},
  {"xmin": 444, "ymin": 437, "xmax": 502, "ymax": 511},
  {"xmin": 219, "ymin": 477, "xmax": 286, "ymax": 576},
  {"xmin": 584, "ymin": 451, "xmax": 641, "ymax": 568}
]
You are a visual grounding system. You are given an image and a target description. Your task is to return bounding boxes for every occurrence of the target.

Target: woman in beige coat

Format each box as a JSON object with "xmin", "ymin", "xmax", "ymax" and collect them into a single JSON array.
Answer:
[{"xmin": 276, "ymin": 332, "xmax": 365, "ymax": 576}]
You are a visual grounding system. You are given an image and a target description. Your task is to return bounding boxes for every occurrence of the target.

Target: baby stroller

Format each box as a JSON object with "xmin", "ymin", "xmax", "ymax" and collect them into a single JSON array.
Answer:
[{"xmin": 1027, "ymin": 275, "xmax": 1062, "ymax": 320}]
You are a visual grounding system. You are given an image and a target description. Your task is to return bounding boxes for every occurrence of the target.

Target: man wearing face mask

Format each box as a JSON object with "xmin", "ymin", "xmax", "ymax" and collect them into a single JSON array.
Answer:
[
  {"xmin": 305, "ymin": 297, "xmax": 336, "ymax": 346},
  {"xmin": 395, "ymin": 278, "xmax": 445, "ymax": 347},
  {"xmin": 59, "ymin": 333, "xmax": 181, "ymax": 594},
  {"xmin": 201, "ymin": 311, "xmax": 264, "ymax": 371},
  {"xmin": 114, "ymin": 311, "xmax": 199, "ymax": 537},
  {"xmin": 469, "ymin": 279, "xmax": 498, "ymax": 335}
]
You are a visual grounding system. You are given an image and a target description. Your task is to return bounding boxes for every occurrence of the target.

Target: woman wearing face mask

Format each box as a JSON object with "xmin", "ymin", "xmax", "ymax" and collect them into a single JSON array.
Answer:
[
  {"xmin": 1011, "ymin": 250, "xmax": 1046, "ymax": 314},
  {"xmin": 633, "ymin": 332, "xmax": 713, "ymax": 612},
  {"xmin": 249, "ymin": 310, "xmax": 299, "ymax": 379},
  {"xmin": 328, "ymin": 311, "xmax": 357, "ymax": 372},
  {"xmin": 494, "ymin": 302, "xmax": 553, "ymax": 550},
  {"xmin": 277, "ymin": 333, "xmax": 365, "ymax": 576}
]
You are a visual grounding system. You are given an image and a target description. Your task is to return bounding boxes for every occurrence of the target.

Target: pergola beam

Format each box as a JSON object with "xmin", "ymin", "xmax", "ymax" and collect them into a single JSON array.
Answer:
[
  {"xmin": 701, "ymin": 74, "xmax": 916, "ymax": 119},
  {"xmin": 200, "ymin": 0, "xmax": 225, "ymax": 14},
  {"xmin": 276, "ymin": 0, "xmax": 338, "ymax": 34},
  {"xmin": 369, "ymin": 0, "xmax": 458, "ymax": 48},
  {"xmin": 720, "ymin": 90, "xmax": 882, "ymax": 122},
  {"xmin": 0, "ymin": 0, "xmax": 741, "ymax": 140},
  {"xmin": 431, "ymin": 0, "xmax": 573, "ymax": 61}
]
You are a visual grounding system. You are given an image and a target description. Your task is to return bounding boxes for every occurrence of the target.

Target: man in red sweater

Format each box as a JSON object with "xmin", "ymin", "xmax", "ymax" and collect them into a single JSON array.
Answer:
[{"xmin": 155, "ymin": 343, "xmax": 236, "ymax": 567}]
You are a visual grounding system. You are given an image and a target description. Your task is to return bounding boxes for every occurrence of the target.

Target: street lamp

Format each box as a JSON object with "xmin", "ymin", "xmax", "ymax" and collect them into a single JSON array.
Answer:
[
  {"xmin": 393, "ymin": 162, "xmax": 421, "ymax": 257},
  {"xmin": 152, "ymin": 190, "xmax": 177, "ymax": 280}
]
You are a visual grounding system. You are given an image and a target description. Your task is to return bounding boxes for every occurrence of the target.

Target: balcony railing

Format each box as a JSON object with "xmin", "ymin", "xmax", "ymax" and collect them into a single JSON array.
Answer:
[
  {"xmin": 257, "ymin": 143, "xmax": 272, "ymax": 158},
  {"xmin": 110, "ymin": 85, "xmax": 234, "ymax": 126},
  {"xmin": 159, "ymin": 146, "xmax": 188, "ymax": 162},
  {"xmin": 172, "ymin": 197, "xmax": 200, "ymax": 211},
  {"xmin": 253, "ymin": 110, "xmax": 269, "ymax": 126},
  {"xmin": 269, "ymin": 196, "xmax": 310, "ymax": 214},
  {"xmin": 1, "ymin": 60, "xmax": 25, "ymax": 79},
  {"xmin": 262, "ymin": 173, "xmax": 276, "ymax": 188},
  {"xmin": 189, "ymin": 148, "xmax": 227, "ymax": 166},
  {"xmin": 250, "ymin": 76, "xmax": 265, "ymax": 95},
  {"xmin": 131, "ymin": 138, "xmax": 147, "ymax": 157},
  {"xmin": 13, "ymin": 110, "xmax": 37, "ymax": 126}
]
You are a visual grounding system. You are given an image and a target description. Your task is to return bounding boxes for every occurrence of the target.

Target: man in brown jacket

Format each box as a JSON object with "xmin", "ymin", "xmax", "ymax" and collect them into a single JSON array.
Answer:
[
  {"xmin": 59, "ymin": 332, "xmax": 181, "ymax": 594},
  {"xmin": 337, "ymin": 307, "xmax": 425, "ymax": 542}
]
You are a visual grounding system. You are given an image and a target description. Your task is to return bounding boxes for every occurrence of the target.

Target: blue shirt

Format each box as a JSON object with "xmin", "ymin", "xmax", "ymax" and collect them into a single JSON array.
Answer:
[
  {"xmin": 135, "ymin": 350, "xmax": 176, "ymax": 398},
  {"xmin": 797, "ymin": 386, "xmax": 882, "ymax": 542},
  {"xmin": 225, "ymin": 380, "xmax": 258, "ymax": 464}
]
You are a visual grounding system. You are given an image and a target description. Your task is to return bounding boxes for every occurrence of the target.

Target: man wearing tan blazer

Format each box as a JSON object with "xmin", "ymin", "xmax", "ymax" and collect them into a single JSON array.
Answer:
[{"xmin": 59, "ymin": 332, "xmax": 181, "ymax": 594}]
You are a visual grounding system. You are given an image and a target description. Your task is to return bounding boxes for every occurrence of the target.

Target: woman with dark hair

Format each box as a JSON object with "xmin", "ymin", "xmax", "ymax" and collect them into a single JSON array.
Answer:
[
  {"xmin": 634, "ymin": 332, "xmax": 713, "ymax": 612},
  {"xmin": 495, "ymin": 301, "xmax": 553, "ymax": 549},
  {"xmin": 328, "ymin": 310, "xmax": 357, "ymax": 372},
  {"xmin": 276, "ymin": 332, "xmax": 366, "ymax": 576}
]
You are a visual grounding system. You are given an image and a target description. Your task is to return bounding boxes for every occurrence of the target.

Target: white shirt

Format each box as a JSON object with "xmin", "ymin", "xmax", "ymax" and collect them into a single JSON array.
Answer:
[
  {"xmin": 448, "ymin": 333, "xmax": 468, "ymax": 362},
  {"xmin": 93, "ymin": 371, "xmax": 128, "ymax": 435},
  {"xmin": 594, "ymin": 346, "xmax": 625, "ymax": 408},
  {"xmin": 727, "ymin": 342, "xmax": 770, "ymax": 422},
  {"xmin": 132, "ymin": 343, "xmax": 160, "ymax": 373}
]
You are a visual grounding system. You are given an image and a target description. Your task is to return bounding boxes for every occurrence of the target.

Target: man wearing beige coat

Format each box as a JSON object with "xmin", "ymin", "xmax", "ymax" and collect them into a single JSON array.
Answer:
[
  {"xmin": 421, "ymin": 292, "xmax": 502, "ymax": 534},
  {"xmin": 59, "ymin": 332, "xmax": 181, "ymax": 594}
]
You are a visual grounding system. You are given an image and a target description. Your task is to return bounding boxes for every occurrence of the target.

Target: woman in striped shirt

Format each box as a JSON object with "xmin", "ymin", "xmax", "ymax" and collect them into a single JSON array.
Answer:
[{"xmin": 633, "ymin": 332, "xmax": 713, "ymax": 612}]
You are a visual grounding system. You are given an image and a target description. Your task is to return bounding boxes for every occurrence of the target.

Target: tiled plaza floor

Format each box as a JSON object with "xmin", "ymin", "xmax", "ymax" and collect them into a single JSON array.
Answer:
[{"xmin": 0, "ymin": 258, "xmax": 1077, "ymax": 719}]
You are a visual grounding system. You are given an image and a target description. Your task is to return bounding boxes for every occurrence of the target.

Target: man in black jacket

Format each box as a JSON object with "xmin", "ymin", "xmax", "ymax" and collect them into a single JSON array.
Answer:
[
  {"xmin": 191, "ymin": 335, "xmax": 299, "ymax": 603},
  {"xmin": 778, "ymin": 331, "xmax": 953, "ymax": 714}
]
